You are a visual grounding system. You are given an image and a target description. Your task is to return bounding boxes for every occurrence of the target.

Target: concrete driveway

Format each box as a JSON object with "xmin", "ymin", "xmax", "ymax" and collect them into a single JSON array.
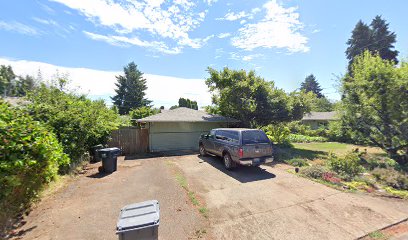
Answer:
[
  {"xmin": 10, "ymin": 154, "xmax": 408, "ymax": 240},
  {"xmin": 169, "ymin": 154, "xmax": 408, "ymax": 240}
]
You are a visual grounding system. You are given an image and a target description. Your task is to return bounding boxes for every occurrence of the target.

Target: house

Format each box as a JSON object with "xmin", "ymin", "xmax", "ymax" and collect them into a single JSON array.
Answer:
[
  {"xmin": 137, "ymin": 107, "xmax": 239, "ymax": 152},
  {"xmin": 302, "ymin": 111, "xmax": 339, "ymax": 129}
]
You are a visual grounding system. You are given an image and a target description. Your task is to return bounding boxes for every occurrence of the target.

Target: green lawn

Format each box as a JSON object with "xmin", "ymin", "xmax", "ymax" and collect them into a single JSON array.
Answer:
[
  {"xmin": 292, "ymin": 142, "xmax": 385, "ymax": 156},
  {"xmin": 276, "ymin": 142, "xmax": 385, "ymax": 162}
]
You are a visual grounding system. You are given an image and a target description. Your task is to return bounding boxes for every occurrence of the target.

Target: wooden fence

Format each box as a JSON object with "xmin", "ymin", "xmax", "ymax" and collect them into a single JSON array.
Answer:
[{"xmin": 108, "ymin": 127, "xmax": 149, "ymax": 155}]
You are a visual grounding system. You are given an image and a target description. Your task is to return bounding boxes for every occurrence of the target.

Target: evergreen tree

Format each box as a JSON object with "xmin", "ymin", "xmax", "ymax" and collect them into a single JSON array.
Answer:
[
  {"xmin": 346, "ymin": 16, "xmax": 398, "ymax": 67},
  {"xmin": 300, "ymin": 74, "xmax": 323, "ymax": 98},
  {"xmin": 370, "ymin": 15, "xmax": 398, "ymax": 63},
  {"xmin": 111, "ymin": 62, "xmax": 151, "ymax": 115},
  {"xmin": 177, "ymin": 97, "xmax": 198, "ymax": 110},
  {"xmin": 346, "ymin": 20, "xmax": 372, "ymax": 66},
  {"xmin": 0, "ymin": 65, "xmax": 16, "ymax": 96}
]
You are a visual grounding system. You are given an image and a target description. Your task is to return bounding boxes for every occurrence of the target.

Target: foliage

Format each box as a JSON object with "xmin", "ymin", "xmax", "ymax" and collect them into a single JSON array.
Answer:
[
  {"xmin": 0, "ymin": 65, "xmax": 37, "ymax": 97},
  {"xmin": 205, "ymin": 67, "xmax": 312, "ymax": 127},
  {"xmin": 300, "ymin": 74, "xmax": 323, "ymax": 98},
  {"xmin": 327, "ymin": 152, "xmax": 364, "ymax": 180},
  {"xmin": 111, "ymin": 62, "xmax": 152, "ymax": 115},
  {"xmin": 288, "ymin": 134, "xmax": 328, "ymax": 143},
  {"xmin": 310, "ymin": 97, "xmax": 334, "ymax": 112},
  {"xmin": 262, "ymin": 124, "xmax": 291, "ymax": 145},
  {"xmin": 129, "ymin": 106, "xmax": 159, "ymax": 125},
  {"xmin": 170, "ymin": 105, "xmax": 179, "ymax": 110},
  {"xmin": 0, "ymin": 100, "xmax": 69, "ymax": 229},
  {"xmin": 371, "ymin": 168, "xmax": 408, "ymax": 190},
  {"xmin": 285, "ymin": 158, "xmax": 309, "ymax": 167},
  {"xmin": 341, "ymin": 52, "xmax": 408, "ymax": 164},
  {"xmin": 178, "ymin": 97, "xmax": 198, "ymax": 110},
  {"xmin": 27, "ymin": 82, "xmax": 120, "ymax": 167},
  {"xmin": 383, "ymin": 187, "xmax": 408, "ymax": 199},
  {"xmin": 346, "ymin": 16, "xmax": 398, "ymax": 67},
  {"xmin": 300, "ymin": 165, "xmax": 327, "ymax": 179}
]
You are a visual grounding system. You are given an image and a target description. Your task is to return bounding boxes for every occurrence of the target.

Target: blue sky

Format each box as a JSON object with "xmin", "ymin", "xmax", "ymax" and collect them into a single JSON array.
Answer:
[{"xmin": 0, "ymin": 0, "xmax": 407, "ymax": 107}]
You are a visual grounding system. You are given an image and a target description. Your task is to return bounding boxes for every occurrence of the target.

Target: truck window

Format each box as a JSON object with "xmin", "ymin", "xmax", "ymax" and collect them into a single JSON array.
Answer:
[{"xmin": 242, "ymin": 130, "xmax": 270, "ymax": 145}]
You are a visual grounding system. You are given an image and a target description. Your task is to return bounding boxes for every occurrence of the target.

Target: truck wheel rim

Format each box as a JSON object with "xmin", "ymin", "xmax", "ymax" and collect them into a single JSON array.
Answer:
[{"xmin": 224, "ymin": 155, "xmax": 230, "ymax": 168}]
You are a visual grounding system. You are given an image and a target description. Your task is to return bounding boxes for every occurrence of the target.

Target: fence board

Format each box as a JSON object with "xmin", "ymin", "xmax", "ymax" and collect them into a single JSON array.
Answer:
[{"xmin": 108, "ymin": 127, "xmax": 149, "ymax": 155}]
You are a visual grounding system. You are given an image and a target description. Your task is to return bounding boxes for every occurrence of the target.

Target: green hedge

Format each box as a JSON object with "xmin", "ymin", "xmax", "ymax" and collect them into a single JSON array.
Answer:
[
  {"xmin": 27, "ymin": 84, "xmax": 120, "ymax": 167},
  {"xmin": 288, "ymin": 134, "xmax": 328, "ymax": 143},
  {"xmin": 0, "ymin": 101, "xmax": 69, "ymax": 230}
]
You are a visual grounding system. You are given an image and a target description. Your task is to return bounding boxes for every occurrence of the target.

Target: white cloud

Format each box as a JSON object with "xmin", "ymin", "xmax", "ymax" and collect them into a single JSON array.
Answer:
[
  {"xmin": 229, "ymin": 52, "xmax": 263, "ymax": 61},
  {"xmin": 0, "ymin": 57, "xmax": 211, "ymax": 108},
  {"xmin": 217, "ymin": 32, "xmax": 231, "ymax": 39},
  {"xmin": 83, "ymin": 31, "xmax": 182, "ymax": 54},
  {"xmin": 51, "ymin": 0, "xmax": 211, "ymax": 53},
  {"xmin": 242, "ymin": 53, "xmax": 263, "ymax": 61},
  {"xmin": 231, "ymin": 0, "xmax": 309, "ymax": 53},
  {"xmin": 217, "ymin": 7, "xmax": 261, "ymax": 21},
  {"xmin": 0, "ymin": 21, "xmax": 39, "ymax": 36}
]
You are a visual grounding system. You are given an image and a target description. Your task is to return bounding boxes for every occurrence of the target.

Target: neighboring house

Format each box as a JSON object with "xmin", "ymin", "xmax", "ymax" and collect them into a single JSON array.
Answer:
[
  {"xmin": 137, "ymin": 107, "xmax": 239, "ymax": 152},
  {"xmin": 302, "ymin": 111, "xmax": 339, "ymax": 129}
]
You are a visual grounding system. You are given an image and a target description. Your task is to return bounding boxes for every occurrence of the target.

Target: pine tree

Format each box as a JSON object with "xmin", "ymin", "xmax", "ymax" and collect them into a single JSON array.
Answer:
[
  {"xmin": 346, "ymin": 16, "xmax": 398, "ymax": 67},
  {"xmin": 346, "ymin": 20, "xmax": 372, "ymax": 66},
  {"xmin": 111, "ymin": 62, "xmax": 151, "ymax": 115},
  {"xmin": 370, "ymin": 15, "xmax": 398, "ymax": 63},
  {"xmin": 300, "ymin": 74, "xmax": 323, "ymax": 98}
]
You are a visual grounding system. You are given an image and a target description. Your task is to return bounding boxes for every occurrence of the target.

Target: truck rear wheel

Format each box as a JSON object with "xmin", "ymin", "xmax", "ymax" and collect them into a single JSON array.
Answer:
[{"xmin": 223, "ymin": 153, "xmax": 235, "ymax": 170}]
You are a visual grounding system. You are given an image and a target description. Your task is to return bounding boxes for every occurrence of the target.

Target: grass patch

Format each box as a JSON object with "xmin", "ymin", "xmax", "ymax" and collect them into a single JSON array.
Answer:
[
  {"xmin": 174, "ymin": 172, "xmax": 209, "ymax": 218},
  {"xmin": 368, "ymin": 230, "xmax": 386, "ymax": 239}
]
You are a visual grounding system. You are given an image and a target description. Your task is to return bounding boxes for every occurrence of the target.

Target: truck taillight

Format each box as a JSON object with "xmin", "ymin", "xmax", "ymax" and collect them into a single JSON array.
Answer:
[{"xmin": 239, "ymin": 148, "xmax": 244, "ymax": 158}]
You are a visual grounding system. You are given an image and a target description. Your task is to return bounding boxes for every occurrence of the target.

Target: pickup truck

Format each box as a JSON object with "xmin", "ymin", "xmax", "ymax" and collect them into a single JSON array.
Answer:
[{"xmin": 199, "ymin": 128, "xmax": 273, "ymax": 170}]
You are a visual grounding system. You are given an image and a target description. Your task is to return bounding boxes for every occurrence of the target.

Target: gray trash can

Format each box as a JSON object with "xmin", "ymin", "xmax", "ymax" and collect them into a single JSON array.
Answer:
[
  {"xmin": 116, "ymin": 200, "xmax": 160, "ymax": 240},
  {"xmin": 98, "ymin": 147, "xmax": 121, "ymax": 173},
  {"xmin": 90, "ymin": 144, "xmax": 104, "ymax": 163}
]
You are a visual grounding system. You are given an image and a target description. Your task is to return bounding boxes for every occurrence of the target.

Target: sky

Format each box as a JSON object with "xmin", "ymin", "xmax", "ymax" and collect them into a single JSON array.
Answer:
[{"xmin": 0, "ymin": 0, "xmax": 407, "ymax": 108}]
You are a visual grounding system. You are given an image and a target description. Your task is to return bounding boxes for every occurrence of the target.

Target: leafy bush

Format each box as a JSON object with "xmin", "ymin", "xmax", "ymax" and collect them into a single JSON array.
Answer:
[
  {"xmin": 285, "ymin": 158, "xmax": 309, "ymax": 167},
  {"xmin": 263, "ymin": 124, "xmax": 291, "ymax": 146},
  {"xmin": 27, "ymin": 84, "xmax": 120, "ymax": 168},
  {"xmin": 129, "ymin": 106, "xmax": 159, "ymax": 126},
  {"xmin": 288, "ymin": 134, "xmax": 328, "ymax": 143},
  {"xmin": 327, "ymin": 152, "xmax": 364, "ymax": 180},
  {"xmin": 364, "ymin": 156, "xmax": 398, "ymax": 170},
  {"xmin": 0, "ymin": 101, "xmax": 69, "ymax": 230},
  {"xmin": 300, "ymin": 165, "xmax": 327, "ymax": 179},
  {"xmin": 371, "ymin": 168, "xmax": 408, "ymax": 190}
]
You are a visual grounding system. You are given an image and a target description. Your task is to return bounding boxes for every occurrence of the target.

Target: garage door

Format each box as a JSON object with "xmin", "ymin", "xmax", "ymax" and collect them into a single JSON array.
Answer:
[{"xmin": 149, "ymin": 122, "xmax": 225, "ymax": 152}]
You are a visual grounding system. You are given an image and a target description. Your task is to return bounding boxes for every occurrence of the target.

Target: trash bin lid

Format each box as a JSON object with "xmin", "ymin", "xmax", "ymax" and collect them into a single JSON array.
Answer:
[
  {"xmin": 117, "ymin": 200, "xmax": 160, "ymax": 232},
  {"xmin": 98, "ymin": 147, "xmax": 120, "ymax": 153}
]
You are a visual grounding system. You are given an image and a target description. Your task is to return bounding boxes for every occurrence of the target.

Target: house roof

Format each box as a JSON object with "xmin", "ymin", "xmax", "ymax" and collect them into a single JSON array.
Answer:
[
  {"xmin": 302, "ymin": 111, "xmax": 339, "ymax": 121},
  {"xmin": 137, "ymin": 107, "xmax": 239, "ymax": 123}
]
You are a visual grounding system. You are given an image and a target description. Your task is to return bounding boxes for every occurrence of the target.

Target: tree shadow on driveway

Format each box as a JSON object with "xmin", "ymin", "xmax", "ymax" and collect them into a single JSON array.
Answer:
[{"xmin": 198, "ymin": 155, "xmax": 276, "ymax": 183}]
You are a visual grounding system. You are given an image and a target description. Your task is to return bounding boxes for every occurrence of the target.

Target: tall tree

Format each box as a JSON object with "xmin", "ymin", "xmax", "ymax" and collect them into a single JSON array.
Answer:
[
  {"xmin": 341, "ymin": 51, "xmax": 407, "ymax": 164},
  {"xmin": 370, "ymin": 15, "xmax": 398, "ymax": 63},
  {"xmin": 300, "ymin": 74, "xmax": 324, "ymax": 98},
  {"xmin": 346, "ymin": 20, "xmax": 372, "ymax": 66},
  {"xmin": 206, "ymin": 67, "xmax": 312, "ymax": 127},
  {"xmin": 346, "ymin": 16, "xmax": 398, "ymax": 67},
  {"xmin": 111, "ymin": 62, "xmax": 151, "ymax": 115},
  {"xmin": 0, "ymin": 65, "xmax": 16, "ymax": 96},
  {"xmin": 178, "ymin": 97, "xmax": 198, "ymax": 110}
]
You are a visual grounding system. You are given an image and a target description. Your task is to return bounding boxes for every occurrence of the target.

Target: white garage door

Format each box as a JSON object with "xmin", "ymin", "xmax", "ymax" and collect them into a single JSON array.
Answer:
[{"xmin": 149, "ymin": 122, "xmax": 225, "ymax": 152}]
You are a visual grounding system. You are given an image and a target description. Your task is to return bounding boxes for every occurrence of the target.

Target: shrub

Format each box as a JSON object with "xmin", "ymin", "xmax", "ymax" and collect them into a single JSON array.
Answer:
[
  {"xmin": 288, "ymin": 134, "xmax": 328, "ymax": 143},
  {"xmin": 0, "ymin": 101, "xmax": 69, "ymax": 230},
  {"xmin": 322, "ymin": 172, "xmax": 342, "ymax": 184},
  {"xmin": 364, "ymin": 156, "xmax": 398, "ymax": 170},
  {"xmin": 327, "ymin": 152, "xmax": 364, "ymax": 180},
  {"xmin": 27, "ymin": 84, "xmax": 120, "ymax": 168},
  {"xmin": 300, "ymin": 165, "xmax": 327, "ymax": 179},
  {"xmin": 285, "ymin": 158, "xmax": 309, "ymax": 167},
  {"xmin": 371, "ymin": 168, "xmax": 408, "ymax": 190},
  {"xmin": 263, "ymin": 124, "xmax": 291, "ymax": 146}
]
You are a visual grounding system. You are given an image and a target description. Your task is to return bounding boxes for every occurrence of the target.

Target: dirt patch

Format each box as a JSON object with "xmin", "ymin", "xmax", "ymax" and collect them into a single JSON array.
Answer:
[{"xmin": 7, "ymin": 156, "xmax": 207, "ymax": 240}]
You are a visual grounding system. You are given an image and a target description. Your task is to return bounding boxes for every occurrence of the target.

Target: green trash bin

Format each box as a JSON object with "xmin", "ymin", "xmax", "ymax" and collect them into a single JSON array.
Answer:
[{"xmin": 98, "ymin": 147, "xmax": 121, "ymax": 173}]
